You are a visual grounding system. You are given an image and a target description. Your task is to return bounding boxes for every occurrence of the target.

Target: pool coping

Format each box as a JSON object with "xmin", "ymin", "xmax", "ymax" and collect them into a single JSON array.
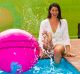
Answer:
[{"xmin": 64, "ymin": 39, "xmax": 80, "ymax": 72}]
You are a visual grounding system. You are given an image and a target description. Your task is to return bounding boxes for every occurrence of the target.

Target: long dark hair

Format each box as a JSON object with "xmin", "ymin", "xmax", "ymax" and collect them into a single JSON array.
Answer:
[{"xmin": 47, "ymin": 3, "xmax": 62, "ymax": 21}]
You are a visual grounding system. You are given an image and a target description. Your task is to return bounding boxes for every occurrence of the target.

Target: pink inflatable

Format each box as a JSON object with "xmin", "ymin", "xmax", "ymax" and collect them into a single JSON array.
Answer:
[{"xmin": 0, "ymin": 29, "xmax": 40, "ymax": 72}]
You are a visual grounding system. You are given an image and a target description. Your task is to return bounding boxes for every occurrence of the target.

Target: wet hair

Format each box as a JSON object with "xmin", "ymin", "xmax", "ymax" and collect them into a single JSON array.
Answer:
[{"xmin": 47, "ymin": 3, "xmax": 62, "ymax": 21}]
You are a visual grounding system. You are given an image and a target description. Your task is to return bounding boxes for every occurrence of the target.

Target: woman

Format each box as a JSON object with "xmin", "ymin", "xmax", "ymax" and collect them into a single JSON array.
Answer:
[{"xmin": 38, "ymin": 3, "xmax": 74, "ymax": 64}]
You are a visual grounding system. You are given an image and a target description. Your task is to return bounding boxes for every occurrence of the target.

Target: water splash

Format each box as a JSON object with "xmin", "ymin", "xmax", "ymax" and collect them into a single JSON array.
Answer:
[{"xmin": 11, "ymin": 62, "xmax": 22, "ymax": 74}]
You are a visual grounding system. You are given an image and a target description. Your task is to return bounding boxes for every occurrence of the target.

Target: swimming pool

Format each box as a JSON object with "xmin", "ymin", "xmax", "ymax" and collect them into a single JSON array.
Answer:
[{"xmin": 0, "ymin": 58, "xmax": 80, "ymax": 74}]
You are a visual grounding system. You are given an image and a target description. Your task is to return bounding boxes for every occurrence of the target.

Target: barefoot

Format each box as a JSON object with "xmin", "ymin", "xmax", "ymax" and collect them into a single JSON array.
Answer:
[{"xmin": 64, "ymin": 52, "xmax": 76, "ymax": 57}]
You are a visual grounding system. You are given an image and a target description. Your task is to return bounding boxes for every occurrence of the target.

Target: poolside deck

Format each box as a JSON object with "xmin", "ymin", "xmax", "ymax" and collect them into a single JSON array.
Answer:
[{"xmin": 64, "ymin": 39, "xmax": 80, "ymax": 71}]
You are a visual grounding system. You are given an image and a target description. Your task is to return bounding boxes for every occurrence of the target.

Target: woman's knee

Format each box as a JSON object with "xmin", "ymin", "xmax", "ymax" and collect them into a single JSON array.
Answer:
[{"xmin": 54, "ymin": 44, "xmax": 65, "ymax": 53}]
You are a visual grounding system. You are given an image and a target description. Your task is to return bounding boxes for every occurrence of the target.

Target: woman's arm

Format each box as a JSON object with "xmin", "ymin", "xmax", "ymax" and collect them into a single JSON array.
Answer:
[
  {"xmin": 62, "ymin": 19, "xmax": 75, "ymax": 56},
  {"xmin": 62, "ymin": 19, "xmax": 71, "ymax": 47},
  {"xmin": 38, "ymin": 21, "xmax": 45, "ymax": 50},
  {"xmin": 64, "ymin": 45, "xmax": 75, "ymax": 57}
]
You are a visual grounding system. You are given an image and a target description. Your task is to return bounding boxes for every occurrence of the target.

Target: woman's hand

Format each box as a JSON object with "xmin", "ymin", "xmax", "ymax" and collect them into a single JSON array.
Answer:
[{"xmin": 64, "ymin": 45, "xmax": 76, "ymax": 57}]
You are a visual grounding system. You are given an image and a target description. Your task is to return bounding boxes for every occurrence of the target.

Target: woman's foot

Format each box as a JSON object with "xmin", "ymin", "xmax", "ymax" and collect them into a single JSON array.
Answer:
[{"xmin": 64, "ymin": 52, "xmax": 76, "ymax": 57}]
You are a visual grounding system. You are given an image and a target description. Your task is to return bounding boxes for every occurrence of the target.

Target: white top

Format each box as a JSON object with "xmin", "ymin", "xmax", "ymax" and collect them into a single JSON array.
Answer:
[{"xmin": 38, "ymin": 18, "xmax": 71, "ymax": 50}]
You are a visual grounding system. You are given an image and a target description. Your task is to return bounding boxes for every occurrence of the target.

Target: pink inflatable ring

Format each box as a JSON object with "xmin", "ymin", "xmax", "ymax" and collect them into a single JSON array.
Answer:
[{"xmin": 0, "ymin": 29, "xmax": 40, "ymax": 72}]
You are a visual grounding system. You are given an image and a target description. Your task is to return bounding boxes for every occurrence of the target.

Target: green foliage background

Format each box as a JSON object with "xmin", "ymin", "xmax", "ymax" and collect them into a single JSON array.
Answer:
[{"xmin": 0, "ymin": 0, "xmax": 80, "ymax": 38}]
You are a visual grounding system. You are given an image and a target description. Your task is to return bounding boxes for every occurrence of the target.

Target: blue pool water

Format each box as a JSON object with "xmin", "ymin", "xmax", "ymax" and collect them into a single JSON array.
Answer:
[{"xmin": 0, "ymin": 58, "xmax": 80, "ymax": 74}]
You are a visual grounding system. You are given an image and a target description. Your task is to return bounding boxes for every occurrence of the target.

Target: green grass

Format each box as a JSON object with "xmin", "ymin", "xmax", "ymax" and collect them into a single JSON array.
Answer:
[{"xmin": 0, "ymin": 0, "xmax": 80, "ymax": 38}]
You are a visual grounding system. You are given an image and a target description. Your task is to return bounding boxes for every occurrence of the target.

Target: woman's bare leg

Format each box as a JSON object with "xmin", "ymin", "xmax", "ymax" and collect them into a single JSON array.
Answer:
[{"xmin": 54, "ymin": 44, "xmax": 65, "ymax": 64}]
